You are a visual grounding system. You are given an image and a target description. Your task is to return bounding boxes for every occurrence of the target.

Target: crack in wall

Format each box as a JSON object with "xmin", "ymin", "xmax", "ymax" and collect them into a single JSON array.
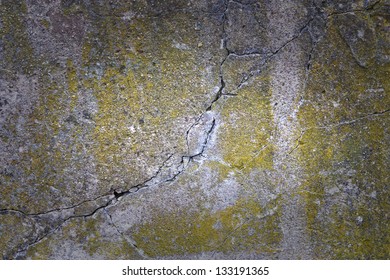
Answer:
[
  {"xmin": 3, "ymin": 1, "xmax": 231, "ymax": 257},
  {"xmin": 326, "ymin": 0, "xmax": 383, "ymax": 18},
  {"xmin": 0, "ymin": 0, "xmax": 319, "ymax": 259},
  {"xmin": 104, "ymin": 209, "xmax": 149, "ymax": 259},
  {"xmin": 13, "ymin": 197, "xmax": 113, "ymax": 259},
  {"xmin": 6, "ymin": 153, "xmax": 173, "ymax": 258},
  {"xmin": 11, "ymin": 116, "xmax": 218, "ymax": 258},
  {"xmin": 222, "ymin": 17, "xmax": 315, "ymax": 95},
  {"xmin": 0, "ymin": 193, "xmax": 110, "ymax": 217},
  {"xmin": 5, "ymin": 0, "xmax": 386, "ymax": 259},
  {"xmin": 7, "ymin": 99, "xmax": 219, "ymax": 258}
]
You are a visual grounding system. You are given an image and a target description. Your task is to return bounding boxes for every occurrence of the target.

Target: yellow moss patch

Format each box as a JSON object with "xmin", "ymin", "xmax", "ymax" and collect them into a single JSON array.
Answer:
[
  {"xmin": 27, "ymin": 217, "xmax": 141, "ymax": 259},
  {"xmin": 0, "ymin": 0, "xmax": 34, "ymax": 74},
  {"xmin": 219, "ymin": 74, "xmax": 275, "ymax": 173},
  {"xmin": 132, "ymin": 198, "xmax": 282, "ymax": 257},
  {"xmin": 298, "ymin": 18, "xmax": 390, "ymax": 259}
]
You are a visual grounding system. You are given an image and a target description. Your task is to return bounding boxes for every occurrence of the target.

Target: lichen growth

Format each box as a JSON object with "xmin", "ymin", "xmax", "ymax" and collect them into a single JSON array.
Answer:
[
  {"xmin": 0, "ymin": 0, "xmax": 34, "ymax": 75},
  {"xmin": 80, "ymin": 11, "xmax": 220, "ymax": 189},
  {"xmin": 0, "ymin": 213, "xmax": 35, "ymax": 259},
  {"xmin": 204, "ymin": 160, "xmax": 234, "ymax": 183},
  {"xmin": 219, "ymin": 73, "xmax": 275, "ymax": 172},
  {"xmin": 39, "ymin": 19, "xmax": 50, "ymax": 29},
  {"xmin": 297, "ymin": 17, "xmax": 389, "ymax": 259},
  {"xmin": 26, "ymin": 217, "xmax": 141, "ymax": 259},
  {"xmin": 132, "ymin": 197, "xmax": 282, "ymax": 257}
]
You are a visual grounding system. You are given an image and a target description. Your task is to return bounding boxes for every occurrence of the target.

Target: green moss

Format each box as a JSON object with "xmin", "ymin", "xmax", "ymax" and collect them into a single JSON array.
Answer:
[
  {"xmin": 25, "ymin": 236, "xmax": 52, "ymax": 260},
  {"xmin": 0, "ymin": 214, "xmax": 33, "ymax": 259},
  {"xmin": 297, "ymin": 18, "xmax": 389, "ymax": 259},
  {"xmin": 132, "ymin": 198, "xmax": 282, "ymax": 257},
  {"xmin": 39, "ymin": 19, "xmax": 50, "ymax": 29},
  {"xmin": 27, "ymin": 217, "xmax": 141, "ymax": 259},
  {"xmin": 219, "ymin": 74, "xmax": 275, "ymax": 173},
  {"xmin": 80, "ymin": 12, "xmax": 218, "ymax": 188},
  {"xmin": 0, "ymin": 0, "xmax": 35, "ymax": 75}
]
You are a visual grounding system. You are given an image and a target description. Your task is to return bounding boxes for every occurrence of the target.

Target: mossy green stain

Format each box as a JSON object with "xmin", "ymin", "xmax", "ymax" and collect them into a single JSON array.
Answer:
[
  {"xmin": 219, "ymin": 74, "xmax": 275, "ymax": 173},
  {"xmin": 298, "ymin": 18, "xmax": 390, "ymax": 259},
  {"xmin": 132, "ymin": 198, "xmax": 283, "ymax": 257},
  {"xmin": 0, "ymin": 0, "xmax": 34, "ymax": 75},
  {"xmin": 26, "ymin": 218, "xmax": 141, "ymax": 259},
  {"xmin": 80, "ymin": 12, "xmax": 218, "ymax": 188}
]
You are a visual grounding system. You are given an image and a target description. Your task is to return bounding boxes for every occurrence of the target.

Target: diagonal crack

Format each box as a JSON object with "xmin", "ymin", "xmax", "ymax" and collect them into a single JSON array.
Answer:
[
  {"xmin": 5, "ymin": 2, "xmax": 233, "ymax": 258},
  {"xmin": 205, "ymin": 0, "xmax": 230, "ymax": 112},
  {"xmin": 7, "ymin": 0, "xmax": 368, "ymax": 259},
  {"xmin": 13, "ymin": 196, "xmax": 115, "ymax": 259},
  {"xmin": 104, "ymin": 209, "xmax": 149, "ymax": 259},
  {"xmin": 0, "ymin": 193, "xmax": 111, "ymax": 217},
  {"xmin": 222, "ymin": 16, "xmax": 316, "ymax": 94},
  {"xmin": 9, "ymin": 113, "xmax": 219, "ymax": 258},
  {"xmin": 7, "ymin": 152, "xmax": 173, "ymax": 258}
]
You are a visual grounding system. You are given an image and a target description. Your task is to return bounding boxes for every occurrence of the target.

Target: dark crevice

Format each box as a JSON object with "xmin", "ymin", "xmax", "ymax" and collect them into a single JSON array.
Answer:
[
  {"xmin": 14, "ymin": 196, "xmax": 114, "ymax": 258},
  {"xmin": 12, "ymin": 112, "xmax": 219, "ymax": 257},
  {"xmin": 0, "ymin": 192, "xmax": 110, "ymax": 217},
  {"xmin": 325, "ymin": 0, "xmax": 383, "ymax": 18},
  {"xmin": 304, "ymin": 1, "xmax": 328, "ymax": 88},
  {"xmin": 6, "ymin": 2, "xmax": 233, "ymax": 257},
  {"xmin": 326, "ymin": 7, "xmax": 378, "ymax": 18},
  {"xmin": 188, "ymin": 118, "xmax": 216, "ymax": 160},
  {"xmin": 227, "ymin": 16, "xmax": 316, "ymax": 93},
  {"xmin": 206, "ymin": 79, "xmax": 226, "ymax": 111},
  {"xmin": 170, "ymin": 118, "xmax": 216, "ymax": 182},
  {"xmin": 370, "ymin": 109, "xmax": 390, "ymax": 115},
  {"xmin": 206, "ymin": 0, "xmax": 230, "ymax": 112},
  {"xmin": 270, "ymin": 17, "xmax": 315, "ymax": 57},
  {"xmin": 9, "ymin": 152, "xmax": 174, "ymax": 258},
  {"xmin": 111, "ymin": 153, "xmax": 175, "ymax": 199}
]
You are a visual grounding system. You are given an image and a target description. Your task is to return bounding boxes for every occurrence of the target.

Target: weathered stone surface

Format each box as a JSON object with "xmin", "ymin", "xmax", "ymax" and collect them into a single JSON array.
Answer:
[{"xmin": 0, "ymin": 0, "xmax": 389, "ymax": 259}]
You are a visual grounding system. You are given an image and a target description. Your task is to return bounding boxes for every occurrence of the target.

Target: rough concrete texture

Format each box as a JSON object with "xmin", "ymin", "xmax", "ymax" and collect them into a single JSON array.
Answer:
[{"xmin": 0, "ymin": 0, "xmax": 389, "ymax": 259}]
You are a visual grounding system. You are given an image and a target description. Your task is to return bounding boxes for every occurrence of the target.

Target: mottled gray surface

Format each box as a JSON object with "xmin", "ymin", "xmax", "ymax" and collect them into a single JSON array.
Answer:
[{"xmin": 0, "ymin": 0, "xmax": 389, "ymax": 259}]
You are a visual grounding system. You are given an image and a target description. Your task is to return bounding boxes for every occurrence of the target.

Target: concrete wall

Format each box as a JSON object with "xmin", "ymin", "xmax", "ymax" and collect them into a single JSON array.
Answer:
[{"xmin": 0, "ymin": 0, "xmax": 389, "ymax": 259}]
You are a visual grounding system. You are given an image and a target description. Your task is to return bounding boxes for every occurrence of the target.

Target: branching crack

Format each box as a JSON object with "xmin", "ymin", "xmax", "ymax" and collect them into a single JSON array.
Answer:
[
  {"xmin": 13, "ymin": 196, "xmax": 114, "ymax": 258},
  {"xmin": 9, "ymin": 112, "xmax": 219, "ymax": 257},
  {"xmin": 205, "ymin": 0, "xmax": 230, "ymax": 112},
  {"xmin": 188, "ymin": 118, "xmax": 216, "ymax": 160},
  {"xmin": 225, "ymin": 16, "xmax": 315, "ymax": 94},
  {"xmin": 8, "ymin": 0, "xmax": 385, "ymax": 259},
  {"xmin": 7, "ymin": 152, "xmax": 175, "ymax": 258},
  {"xmin": 4, "ymin": 3, "xmax": 233, "ymax": 257}
]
